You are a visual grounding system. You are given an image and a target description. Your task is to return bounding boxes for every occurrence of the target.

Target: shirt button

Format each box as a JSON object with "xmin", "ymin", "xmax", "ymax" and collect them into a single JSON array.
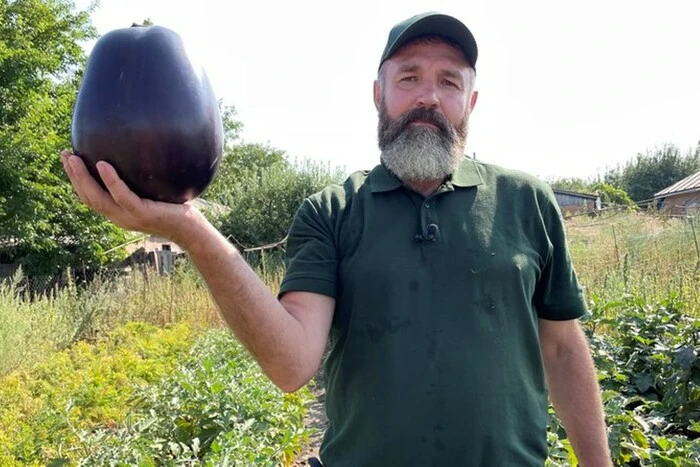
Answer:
[{"xmin": 425, "ymin": 203, "xmax": 430, "ymax": 209}]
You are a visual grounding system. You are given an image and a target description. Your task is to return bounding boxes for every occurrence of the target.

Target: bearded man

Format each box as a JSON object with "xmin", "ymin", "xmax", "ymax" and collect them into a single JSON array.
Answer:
[{"xmin": 60, "ymin": 11, "xmax": 612, "ymax": 467}]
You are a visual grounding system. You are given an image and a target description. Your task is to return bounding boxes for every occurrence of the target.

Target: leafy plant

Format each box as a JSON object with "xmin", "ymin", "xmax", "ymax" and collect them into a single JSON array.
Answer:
[
  {"xmin": 70, "ymin": 328, "xmax": 314, "ymax": 466},
  {"xmin": 547, "ymin": 293, "xmax": 700, "ymax": 465},
  {"xmin": 0, "ymin": 322, "xmax": 197, "ymax": 466}
]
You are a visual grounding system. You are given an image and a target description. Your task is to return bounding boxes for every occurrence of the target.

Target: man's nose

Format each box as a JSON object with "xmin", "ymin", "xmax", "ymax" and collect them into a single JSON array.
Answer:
[{"xmin": 416, "ymin": 82, "xmax": 439, "ymax": 108}]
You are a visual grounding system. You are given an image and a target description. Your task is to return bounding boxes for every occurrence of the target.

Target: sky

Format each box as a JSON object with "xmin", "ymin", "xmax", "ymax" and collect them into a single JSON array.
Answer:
[{"xmin": 75, "ymin": 0, "xmax": 700, "ymax": 182}]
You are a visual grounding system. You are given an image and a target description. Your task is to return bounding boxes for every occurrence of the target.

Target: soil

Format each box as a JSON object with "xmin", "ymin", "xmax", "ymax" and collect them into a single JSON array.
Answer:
[{"xmin": 292, "ymin": 367, "xmax": 328, "ymax": 466}]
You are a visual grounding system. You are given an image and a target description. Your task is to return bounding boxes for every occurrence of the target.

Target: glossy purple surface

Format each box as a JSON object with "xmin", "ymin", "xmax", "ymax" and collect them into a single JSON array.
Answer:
[{"xmin": 71, "ymin": 25, "xmax": 223, "ymax": 203}]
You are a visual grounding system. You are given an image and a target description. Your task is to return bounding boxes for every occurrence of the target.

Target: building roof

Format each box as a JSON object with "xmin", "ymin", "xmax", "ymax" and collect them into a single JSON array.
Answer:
[
  {"xmin": 552, "ymin": 188, "xmax": 598, "ymax": 200},
  {"xmin": 654, "ymin": 169, "xmax": 700, "ymax": 197}
]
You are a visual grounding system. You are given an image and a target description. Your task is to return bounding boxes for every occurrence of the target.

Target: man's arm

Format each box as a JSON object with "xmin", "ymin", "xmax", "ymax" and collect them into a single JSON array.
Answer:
[
  {"xmin": 538, "ymin": 318, "xmax": 612, "ymax": 466},
  {"xmin": 182, "ymin": 219, "xmax": 335, "ymax": 393},
  {"xmin": 61, "ymin": 152, "xmax": 334, "ymax": 393}
]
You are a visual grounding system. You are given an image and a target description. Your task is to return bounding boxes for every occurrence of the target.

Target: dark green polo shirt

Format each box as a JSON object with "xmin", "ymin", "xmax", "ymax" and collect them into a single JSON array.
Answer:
[{"xmin": 279, "ymin": 157, "xmax": 588, "ymax": 467}]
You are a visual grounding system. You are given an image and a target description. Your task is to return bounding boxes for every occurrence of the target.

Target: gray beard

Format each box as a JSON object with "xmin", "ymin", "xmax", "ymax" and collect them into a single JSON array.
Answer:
[{"xmin": 377, "ymin": 100, "xmax": 468, "ymax": 183}]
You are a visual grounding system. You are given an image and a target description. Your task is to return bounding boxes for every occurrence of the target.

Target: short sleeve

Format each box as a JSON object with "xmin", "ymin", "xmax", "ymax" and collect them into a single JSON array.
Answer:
[
  {"xmin": 278, "ymin": 196, "xmax": 338, "ymax": 299},
  {"xmin": 532, "ymin": 186, "xmax": 589, "ymax": 321}
]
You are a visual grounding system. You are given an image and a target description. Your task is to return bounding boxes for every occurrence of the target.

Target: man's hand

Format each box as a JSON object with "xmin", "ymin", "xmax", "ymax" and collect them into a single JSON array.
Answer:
[{"xmin": 60, "ymin": 149, "xmax": 205, "ymax": 249}]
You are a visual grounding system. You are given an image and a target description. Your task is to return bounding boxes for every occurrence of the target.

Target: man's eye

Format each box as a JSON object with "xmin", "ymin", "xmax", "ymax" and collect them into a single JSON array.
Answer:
[
  {"xmin": 400, "ymin": 76, "xmax": 417, "ymax": 82},
  {"xmin": 443, "ymin": 79, "xmax": 459, "ymax": 88}
]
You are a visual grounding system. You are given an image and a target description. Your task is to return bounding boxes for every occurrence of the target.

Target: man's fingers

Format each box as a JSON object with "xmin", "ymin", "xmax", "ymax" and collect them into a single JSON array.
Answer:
[
  {"xmin": 96, "ymin": 161, "xmax": 143, "ymax": 213},
  {"xmin": 67, "ymin": 154, "xmax": 121, "ymax": 215},
  {"xmin": 60, "ymin": 150, "xmax": 74, "ymax": 178}
]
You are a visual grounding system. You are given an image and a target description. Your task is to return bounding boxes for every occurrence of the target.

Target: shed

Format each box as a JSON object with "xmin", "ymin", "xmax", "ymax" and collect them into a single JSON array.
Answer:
[
  {"xmin": 653, "ymin": 169, "xmax": 700, "ymax": 215},
  {"xmin": 552, "ymin": 189, "xmax": 601, "ymax": 217},
  {"xmin": 113, "ymin": 197, "xmax": 230, "ymax": 274}
]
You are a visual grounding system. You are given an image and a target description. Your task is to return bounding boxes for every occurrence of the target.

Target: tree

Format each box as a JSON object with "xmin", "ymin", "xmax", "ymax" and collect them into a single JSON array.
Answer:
[
  {"xmin": 546, "ymin": 176, "xmax": 594, "ymax": 194},
  {"xmin": 213, "ymin": 158, "xmax": 345, "ymax": 249},
  {"xmin": 201, "ymin": 103, "xmax": 286, "ymax": 201},
  {"xmin": 589, "ymin": 182, "xmax": 636, "ymax": 209},
  {"xmin": 0, "ymin": 0, "xmax": 132, "ymax": 277},
  {"xmin": 204, "ymin": 140, "xmax": 288, "ymax": 203},
  {"xmin": 184, "ymin": 100, "xmax": 345, "ymax": 252},
  {"xmin": 607, "ymin": 143, "xmax": 700, "ymax": 206}
]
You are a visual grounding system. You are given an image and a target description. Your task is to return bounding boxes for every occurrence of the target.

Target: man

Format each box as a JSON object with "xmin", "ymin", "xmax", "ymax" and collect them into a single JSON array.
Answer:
[{"xmin": 60, "ymin": 11, "xmax": 612, "ymax": 467}]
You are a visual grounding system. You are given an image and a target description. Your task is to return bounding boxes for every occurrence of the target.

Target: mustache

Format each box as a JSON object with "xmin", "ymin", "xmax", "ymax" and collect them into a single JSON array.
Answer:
[
  {"xmin": 378, "ymin": 105, "xmax": 458, "ymax": 152},
  {"xmin": 395, "ymin": 107, "xmax": 452, "ymax": 135}
]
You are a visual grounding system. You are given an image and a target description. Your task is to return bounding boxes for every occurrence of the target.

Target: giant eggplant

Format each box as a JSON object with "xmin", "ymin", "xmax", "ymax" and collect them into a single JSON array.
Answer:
[{"xmin": 71, "ymin": 24, "xmax": 223, "ymax": 204}]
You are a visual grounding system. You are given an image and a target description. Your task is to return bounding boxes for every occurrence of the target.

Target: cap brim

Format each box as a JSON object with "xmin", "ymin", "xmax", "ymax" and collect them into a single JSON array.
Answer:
[{"xmin": 381, "ymin": 14, "xmax": 478, "ymax": 70}]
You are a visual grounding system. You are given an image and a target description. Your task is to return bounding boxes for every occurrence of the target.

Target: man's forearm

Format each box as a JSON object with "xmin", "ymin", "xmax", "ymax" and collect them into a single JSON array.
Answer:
[
  {"xmin": 59, "ymin": 152, "xmax": 315, "ymax": 391},
  {"xmin": 544, "ymin": 337, "xmax": 612, "ymax": 466},
  {"xmin": 178, "ymin": 217, "xmax": 310, "ymax": 391}
]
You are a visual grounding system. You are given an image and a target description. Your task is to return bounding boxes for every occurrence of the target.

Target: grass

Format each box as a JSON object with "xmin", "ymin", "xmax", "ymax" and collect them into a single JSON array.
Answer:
[
  {"xmin": 1, "ymin": 208, "xmax": 697, "ymax": 381},
  {"xmin": 0, "ymin": 253, "xmax": 312, "ymax": 466},
  {"xmin": 0, "ymin": 260, "xmax": 223, "ymax": 375},
  {"xmin": 566, "ymin": 210, "xmax": 700, "ymax": 315},
  {"xmin": 70, "ymin": 328, "xmax": 314, "ymax": 466}
]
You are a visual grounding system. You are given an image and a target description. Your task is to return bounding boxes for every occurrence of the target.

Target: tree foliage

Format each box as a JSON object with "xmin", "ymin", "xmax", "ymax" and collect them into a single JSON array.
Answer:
[
  {"xmin": 547, "ymin": 177, "xmax": 594, "ymax": 195},
  {"xmin": 606, "ymin": 143, "xmax": 700, "ymax": 206},
  {"xmin": 0, "ymin": 0, "xmax": 132, "ymax": 277},
  {"xmin": 212, "ymin": 158, "xmax": 345, "ymax": 248},
  {"xmin": 590, "ymin": 182, "xmax": 636, "ymax": 208},
  {"xmin": 548, "ymin": 142, "xmax": 700, "ymax": 209},
  {"xmin": 200, "ymin": 104, "xmax": 345, "ymax": 248}
]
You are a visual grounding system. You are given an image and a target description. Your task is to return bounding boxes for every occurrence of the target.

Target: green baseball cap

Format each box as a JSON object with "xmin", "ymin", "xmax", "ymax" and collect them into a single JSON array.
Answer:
[{"xmin": 378, "ymin": 12, "xmax": 478, "ymax": 71}]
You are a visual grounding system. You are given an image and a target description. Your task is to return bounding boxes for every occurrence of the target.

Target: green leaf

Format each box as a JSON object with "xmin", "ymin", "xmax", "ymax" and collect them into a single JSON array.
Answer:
[
  {"xmin": 656, "ymin": 437, "xmax": 671, "ymax": 451},
  {"xmin": 689, "ymin": 419, "xmax": 700, "ymax": 434},
  {"xmin": 673, "ymin": 347, "xmax": 697, "ymax": 370},
  {"xmin": 631, "ymin": 429, "xmax": 649, "ymax": 449},
  {"xmin": 211, "ymin": 381, "xmax": 225, "ymax": 394},
  {"xmin": 635, "ymin": 373, "xmax": 655, "ymax": 393}
]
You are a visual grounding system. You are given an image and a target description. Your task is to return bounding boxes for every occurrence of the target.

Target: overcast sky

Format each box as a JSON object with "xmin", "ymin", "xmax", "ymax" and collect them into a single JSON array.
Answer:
[{"xmin": 75, "ymin": 0, "xmax": 700, "ymax": 182}]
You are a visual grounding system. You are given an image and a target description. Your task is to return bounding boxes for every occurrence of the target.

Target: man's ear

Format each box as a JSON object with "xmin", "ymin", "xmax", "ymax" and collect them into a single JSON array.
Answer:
[
  {"xmin": 373, "ymin": 80, "xmax": 381, "ymax": 110},
  {"xmin": 469, "ymin": 90, "xmax": 479, "ymax": 112}
]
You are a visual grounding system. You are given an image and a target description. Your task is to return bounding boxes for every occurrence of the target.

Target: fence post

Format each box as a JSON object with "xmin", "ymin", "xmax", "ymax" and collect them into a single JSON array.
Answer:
[
  {"xmin": 690, "ymin": 217, "xmax": 699, "ymax": 257},
  {"xmin": 156, "ymin": 248, "xmax": 174, "ymax": 275},
  {"xmin": 612, "ymin": 225, "xmax": 621, "ymax": 267},
  {"xmin": 690, "ymin": 216, "xmax": 700, "ymax": 267}
]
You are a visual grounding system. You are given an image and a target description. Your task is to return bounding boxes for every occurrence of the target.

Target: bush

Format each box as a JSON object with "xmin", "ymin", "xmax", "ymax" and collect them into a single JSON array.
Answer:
[{"xmin": 212, "ymin": 158, "xmax": 345, "ymax": 248}]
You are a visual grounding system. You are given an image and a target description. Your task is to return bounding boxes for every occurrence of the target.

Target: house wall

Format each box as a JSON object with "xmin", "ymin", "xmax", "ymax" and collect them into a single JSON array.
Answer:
[{"xmin": 660, "ymin": 191, "xmax": 700, "ymax": 216}]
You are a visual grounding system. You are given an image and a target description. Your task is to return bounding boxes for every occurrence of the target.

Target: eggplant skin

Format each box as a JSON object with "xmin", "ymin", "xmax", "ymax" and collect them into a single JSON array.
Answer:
[{"xmin": 71, "ymin": 25, "xmax": 223, "ymax": 204}]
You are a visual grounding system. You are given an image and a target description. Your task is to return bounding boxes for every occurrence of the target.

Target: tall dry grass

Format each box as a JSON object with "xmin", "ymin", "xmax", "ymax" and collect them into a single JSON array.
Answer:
[
  {"xmin": 566, "ymin": 209, "xmax": 700, "ymax": 315},
  {"xmin": 0, "ymin": 249, "xmax": 290, "ymax": 376}
]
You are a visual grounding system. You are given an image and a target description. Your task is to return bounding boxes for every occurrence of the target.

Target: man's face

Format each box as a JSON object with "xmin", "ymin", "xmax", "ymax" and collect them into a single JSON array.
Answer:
[{"xmin": 374, "ymin": 39, "xmax": 478, "ymax": 183}]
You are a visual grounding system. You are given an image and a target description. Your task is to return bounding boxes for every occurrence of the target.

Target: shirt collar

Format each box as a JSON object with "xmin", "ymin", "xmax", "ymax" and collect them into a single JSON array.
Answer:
[
  {"xmin": 369, "ymin": 157, "xmax": 484, "ymax": 193},
  {"xmin": 448, "ymin": 156, "xmax": 484, "ymax": 188}
]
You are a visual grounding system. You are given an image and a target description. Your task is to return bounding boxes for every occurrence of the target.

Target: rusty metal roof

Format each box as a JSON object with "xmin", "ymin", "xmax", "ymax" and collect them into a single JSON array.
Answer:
[
  {"xmin": 552, "ymin": 188, "xmax": 598, "ymax": 200},
  {"xmin": 654, "ymin": 169, "xmax": 700, "ymax": 197}
]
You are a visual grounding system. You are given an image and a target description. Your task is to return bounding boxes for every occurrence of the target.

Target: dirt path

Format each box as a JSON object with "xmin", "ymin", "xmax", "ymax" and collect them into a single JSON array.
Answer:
[{"xmin": 292, "ymin": 369, "xmax": 328, "ymax": 466}]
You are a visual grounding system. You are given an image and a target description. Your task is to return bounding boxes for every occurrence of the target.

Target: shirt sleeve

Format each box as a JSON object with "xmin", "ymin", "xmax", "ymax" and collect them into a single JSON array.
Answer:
[
  {"xmin": 532, "ymin": 185, "xmax": 589, "ymax": 321},
  {"xmin": 278, "ymin": 196, "xmax": 338, "ymax": 299}
]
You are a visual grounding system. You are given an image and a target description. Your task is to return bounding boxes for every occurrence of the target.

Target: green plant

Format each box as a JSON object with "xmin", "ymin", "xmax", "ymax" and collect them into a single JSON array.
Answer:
[
  {"xmin": 70, "ymin": 328, "xmax": 314, "ymax": 466},
  {"xmin": 0, "ymin": 321, "xmax": 197, "ymax": 466},
  {"xmin": 547, "ymin": 294, "xmax": 700, "ymax": 465}
]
